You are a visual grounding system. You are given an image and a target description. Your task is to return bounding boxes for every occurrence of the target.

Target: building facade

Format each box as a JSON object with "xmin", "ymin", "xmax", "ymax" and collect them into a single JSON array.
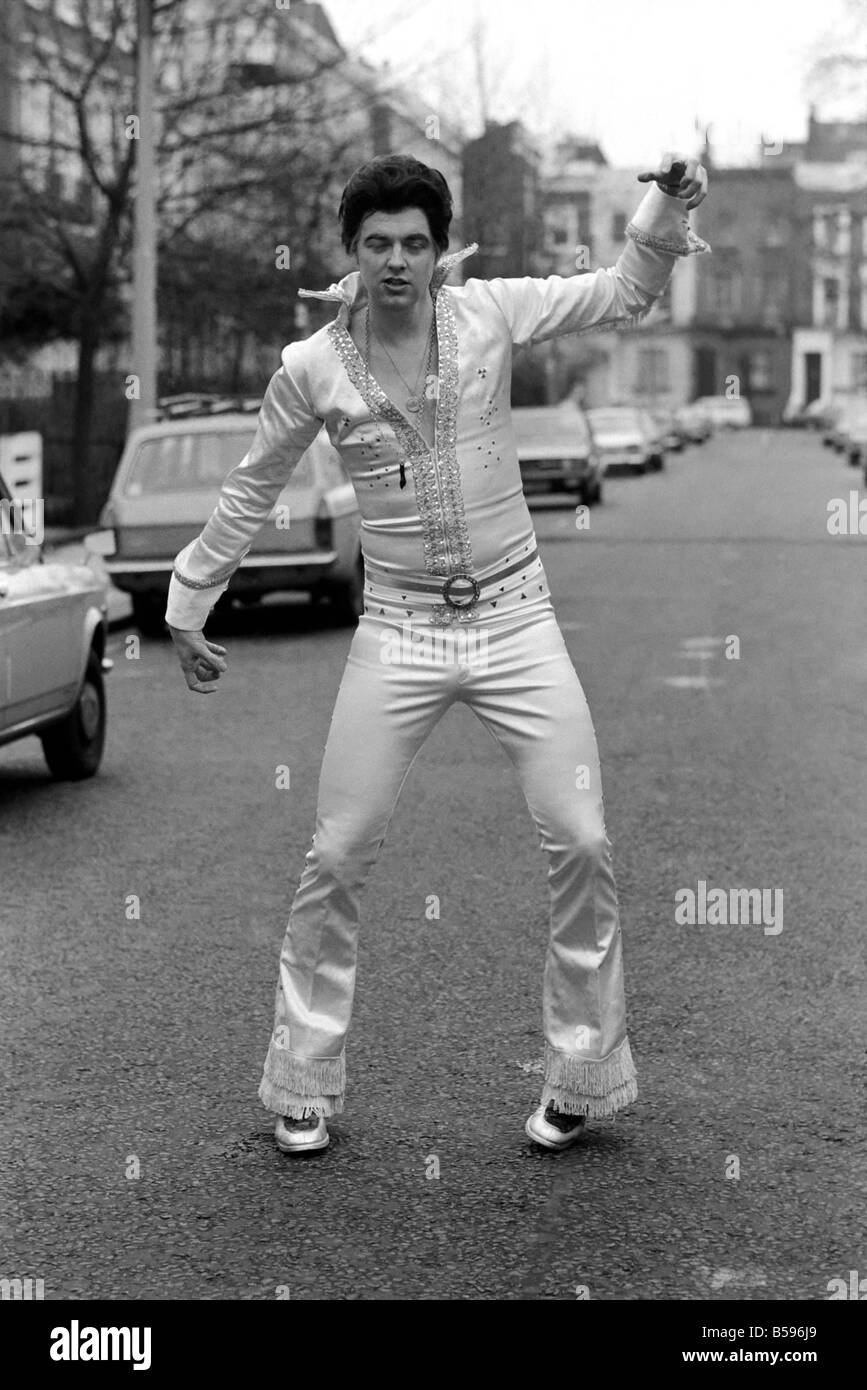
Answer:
[
  {"xmin": 781, "ymin": 113, "xmax": 867, "ymax": 414},
  {"xmin": 539, "ymin": 139, "xmax": 704, "ymax": 411},
  {"xmin": 689, "ymin": 164, "xmax": 800, "ymax": 425}
]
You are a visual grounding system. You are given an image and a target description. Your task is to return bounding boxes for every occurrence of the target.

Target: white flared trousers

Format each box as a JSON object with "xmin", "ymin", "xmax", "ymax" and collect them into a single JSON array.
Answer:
[{"xmin": 259, "ymin": 600, "xmax": 637, "ymax": 1120}]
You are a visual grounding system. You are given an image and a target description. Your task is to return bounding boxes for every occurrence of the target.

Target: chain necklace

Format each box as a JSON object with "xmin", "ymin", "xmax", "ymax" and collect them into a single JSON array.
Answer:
[{"xmin": 365, "ymin": 305, "xmax": 436, "ymax": 417}]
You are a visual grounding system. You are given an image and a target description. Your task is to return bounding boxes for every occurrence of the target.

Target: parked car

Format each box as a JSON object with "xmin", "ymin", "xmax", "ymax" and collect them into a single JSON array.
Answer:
[
  {"xmin": 648, "ymin": 405, "xmax": 685, "ymax": 451},
  {"xmin": 675, "ymin": 401, "xmax": 713, "ymax": 443},
  {"xmin": 636, "ymin": 409, "xmax": 667, "ymax": 469},
  {"xmin": 841, "ymin": 402, "xmax": 867, "ymax": 467},
  {"xmin": 832, "ymin": 399, "xmax": 867, "ymax": 464},
  {"xmin": 512, "ymin": 402, "xmax": 604, "ymax": 503},
  {"xmin": 586, "ymin": 406, "xmax": 654, "ymax": 474},
  {"xmin": 785, "ymin": 397, "xmax": 838, "ymax": 431},
  {"xmin": 0, "ymin": 469, "xmax": 110, "ymax": 779},
  {"xmin": 821, "ymin": 400, "xmax": 850, "ymax": 446},
  {"xmin": 99, "ymin": 398, "xmax": 363, "ymax": 635},
  {"xmin": 693, "ymin": 394, "xmax": 753, "ymax": 428}
]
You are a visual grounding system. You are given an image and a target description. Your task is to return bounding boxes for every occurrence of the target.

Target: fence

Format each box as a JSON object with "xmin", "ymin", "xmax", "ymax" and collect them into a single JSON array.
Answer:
[{"xmin": 0, "ymin": 373, "xmax": 128, "ymax": 524}]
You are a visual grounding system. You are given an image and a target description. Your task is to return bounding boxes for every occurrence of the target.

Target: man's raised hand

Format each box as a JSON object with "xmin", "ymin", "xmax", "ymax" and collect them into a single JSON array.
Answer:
[
  {"xmin": 168, "ymin": 625, "xmax": 228, "ymax": 694},
  {"xmin": 637, "ymin": 152, "xmax": 708, "ymax": 210}
]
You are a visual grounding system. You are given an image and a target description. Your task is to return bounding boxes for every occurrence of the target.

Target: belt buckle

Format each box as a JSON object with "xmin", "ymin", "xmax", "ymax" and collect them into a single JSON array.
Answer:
[
  {"xmin": 442, "ymin": 573, "xmax": 480, "ymax": 609},
  {"xmin": 430, "ymin": 572, "xmax": 480, "ymax": 626}
]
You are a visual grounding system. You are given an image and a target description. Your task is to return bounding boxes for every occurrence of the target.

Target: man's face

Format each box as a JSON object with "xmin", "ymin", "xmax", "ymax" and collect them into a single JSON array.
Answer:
[{"xmin": 354, "ymin": 208, "xmax": 438, "ymax": 313}]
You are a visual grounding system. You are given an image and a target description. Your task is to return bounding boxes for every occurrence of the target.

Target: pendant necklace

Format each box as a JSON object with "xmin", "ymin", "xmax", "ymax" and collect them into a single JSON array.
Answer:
[
  {"xmin": 365, "ymin": 305, "xmax": 436, "ymax": 415},
  {"xmin": 365, "ymin": 304, "xmax": 437, "ymax": 489}
]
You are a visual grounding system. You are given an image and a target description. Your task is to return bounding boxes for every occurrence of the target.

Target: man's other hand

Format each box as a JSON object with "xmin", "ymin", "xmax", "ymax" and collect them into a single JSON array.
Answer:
[
  {"xmin": 168, "ymin": 625, "xmax": 228, "ymax": 694},
  {"xmin": 637, "ymin": 153, "xmax": 708, "ymax": 210}
]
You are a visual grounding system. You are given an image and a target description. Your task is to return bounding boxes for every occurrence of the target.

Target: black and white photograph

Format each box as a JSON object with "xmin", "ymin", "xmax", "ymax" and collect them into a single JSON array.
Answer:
[{"xmin": 0, "ymin": 0, "xmax": 865, "ymax": 1346}]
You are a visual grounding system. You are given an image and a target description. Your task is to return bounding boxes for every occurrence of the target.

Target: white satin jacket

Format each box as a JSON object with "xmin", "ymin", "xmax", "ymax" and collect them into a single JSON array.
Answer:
[{"xmin": 165, "ymin": 183, "xmax": 709, "ymax": 630}]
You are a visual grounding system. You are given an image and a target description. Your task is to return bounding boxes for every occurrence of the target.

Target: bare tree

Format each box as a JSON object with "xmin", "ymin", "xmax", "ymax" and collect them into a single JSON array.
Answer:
[
  {"xmin": 804, "ymin": 0, "xmax": 867, "ymax": 121},
  {"xmin": 0, "ymin": 0, "xmax": 420, "ymax": 521}
]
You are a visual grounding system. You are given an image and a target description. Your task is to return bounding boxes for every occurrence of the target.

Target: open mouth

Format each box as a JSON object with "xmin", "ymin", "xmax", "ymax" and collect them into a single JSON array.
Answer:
[{"xmin": 384, "ymin": 278, "xmax": 409, "ymax": 287}]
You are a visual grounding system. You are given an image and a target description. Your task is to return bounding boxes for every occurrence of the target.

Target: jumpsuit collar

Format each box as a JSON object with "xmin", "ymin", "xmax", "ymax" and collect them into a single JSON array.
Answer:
[{"xmin": 297, "ymin": 243, "xmax": 479, "ymax": 314}]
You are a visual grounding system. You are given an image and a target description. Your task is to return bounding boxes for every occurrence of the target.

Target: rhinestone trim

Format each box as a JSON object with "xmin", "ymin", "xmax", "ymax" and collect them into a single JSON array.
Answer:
[
  {"xmin": 172, "ymin": 560, "xmax": 242, "ymax": 590},
  {"xmin": 327, "ymin": 285, "xmax": 474, "ymax": 580},
  {"xmin": 625, "ymin": 221, "xmax": 711, "ymax": 257},
  {"xmin": 433, "ymin": 288, "xmax": 473, "ymax": 575}
]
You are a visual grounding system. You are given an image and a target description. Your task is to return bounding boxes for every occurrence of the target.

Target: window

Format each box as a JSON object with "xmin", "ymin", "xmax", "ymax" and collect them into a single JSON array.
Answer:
[
  {"xmin": 635, "ymin": 348, "xmax": 669, "ymax": 395},
  {"xmin": 822, "ymin": 276, "xmax": 841, "ymax": 328},
  {"xmin": 713, "ymin": 270, "xmax": 740, "ymax": 316},
  {"xmin": 852, "ymin": 352, "xmax": 867, "ymax": 393},
  {"xmin": 749, "ymin": 352, "xmax": 772, "ymax": 391},
  {"xmin": 123, "ymin": 432, "xmax": 257, "ymax": 496},
  {"xmin": 814, "ymin": 206, "xmax": 850, "ymax": 255},
  {"xmin": 763, "ymin": 215, "xmax": 787, "ymax": 248},
  {"xmin": 813, "ymin": 211, "xmax": 833, "ymax": 250},
  {"xmin": 612, "ymin": 212, "xmax": 627, "ymax": 241},
  {"xmin": 715, "ymin": 209, "xmax": 737, "ymax": 245},
  {"xmin": 763, "ymin": 273, "xmax": 788, "ymax": 317}
]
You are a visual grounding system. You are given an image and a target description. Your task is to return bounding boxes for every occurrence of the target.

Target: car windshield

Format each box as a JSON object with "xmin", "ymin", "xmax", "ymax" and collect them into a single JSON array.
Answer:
[
  {"xmin": 513, "ymin": 408, "xmax": 591, "ymax": 447},
  {"xmin": 122, "ymin": 430, "xmax": 334, "ymax": 495},
  {"xmin": 589, "ymin": 410, "xmax": 642, "ymax": 430}
]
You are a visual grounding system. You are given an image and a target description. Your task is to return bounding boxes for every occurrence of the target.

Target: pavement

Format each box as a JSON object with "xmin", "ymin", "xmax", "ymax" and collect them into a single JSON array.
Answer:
[{"xmin": 1, "ymin": 428, "xmax": 864, "ymax": 1301}]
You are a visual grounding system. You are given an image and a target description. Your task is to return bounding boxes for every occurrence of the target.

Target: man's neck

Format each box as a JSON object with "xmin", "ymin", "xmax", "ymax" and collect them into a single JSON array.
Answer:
[{"xmin": 367, "ymin": 292, "xmax": 434, "ymax": 345}]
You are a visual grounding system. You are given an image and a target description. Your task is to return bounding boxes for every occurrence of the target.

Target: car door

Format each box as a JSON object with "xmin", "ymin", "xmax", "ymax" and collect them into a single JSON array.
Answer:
[{"xmin": 0, "ymin": 525, "xmax": 82, "ymax": 733}]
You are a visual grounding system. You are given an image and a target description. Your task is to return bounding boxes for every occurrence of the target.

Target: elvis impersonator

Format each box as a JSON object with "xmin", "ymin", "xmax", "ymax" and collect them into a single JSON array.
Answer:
[{"xmin": 167, "ymin": 151, "xmax": 709, "ymax": 1155}]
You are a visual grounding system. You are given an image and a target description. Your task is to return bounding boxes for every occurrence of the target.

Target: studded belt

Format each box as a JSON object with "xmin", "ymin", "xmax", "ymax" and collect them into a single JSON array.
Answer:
[{"xmin": 364, "ymin": 544, "xmax": 540, "ymax": 625}]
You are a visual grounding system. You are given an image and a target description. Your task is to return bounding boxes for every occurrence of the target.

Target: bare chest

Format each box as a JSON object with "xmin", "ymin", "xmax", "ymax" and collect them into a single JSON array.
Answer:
[{"xmin": 348, "ymin": 313, "xmax": 439, "ymax": 450}]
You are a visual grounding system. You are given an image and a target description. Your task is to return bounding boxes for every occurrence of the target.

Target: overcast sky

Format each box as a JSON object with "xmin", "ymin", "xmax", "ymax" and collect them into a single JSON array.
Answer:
[{"xmin": 322, "ymin": 0, "xmax": 861, "ymax": 165}]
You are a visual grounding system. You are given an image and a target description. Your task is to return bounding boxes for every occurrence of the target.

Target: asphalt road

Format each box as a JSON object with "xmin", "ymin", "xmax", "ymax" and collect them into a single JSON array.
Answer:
[{"xmin": 1, "ymin": 428, "xmax": 864, "ymax": 1301}]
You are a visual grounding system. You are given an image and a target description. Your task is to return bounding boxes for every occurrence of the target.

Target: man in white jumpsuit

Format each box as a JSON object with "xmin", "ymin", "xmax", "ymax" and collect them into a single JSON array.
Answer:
[{"xmin": 167, "ymin": 152, "xmax": 709, "ymax": 1154}]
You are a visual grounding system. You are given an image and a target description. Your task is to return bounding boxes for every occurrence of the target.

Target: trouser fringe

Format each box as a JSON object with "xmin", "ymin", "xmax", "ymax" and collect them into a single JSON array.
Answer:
[
  {"xmin": 259, "ymin": 1046, "xmax": 346, "ymax": 1119},
  {"xmin": 541, "ymin": 1036, "xmax": 637, "ymax": 1118}
]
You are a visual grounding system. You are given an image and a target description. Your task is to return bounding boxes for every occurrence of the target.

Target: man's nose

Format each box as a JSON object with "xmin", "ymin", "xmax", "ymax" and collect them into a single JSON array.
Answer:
[{"xmin": 387, "ymin": 243, "xmax": 407, "ymax": 266}]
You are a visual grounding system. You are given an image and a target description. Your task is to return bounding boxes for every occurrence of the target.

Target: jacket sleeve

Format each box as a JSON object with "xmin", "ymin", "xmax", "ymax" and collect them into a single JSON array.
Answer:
[
  {"xmin": 165, "ymin": 341, "xmax": 324, "ymax": 630},
  {"xmin": 481, "ymin": 183, "xmax": 710, "ymax": 348}
]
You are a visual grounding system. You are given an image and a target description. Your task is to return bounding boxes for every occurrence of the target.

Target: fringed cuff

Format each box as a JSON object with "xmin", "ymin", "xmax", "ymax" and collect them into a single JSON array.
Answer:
[
  {"xmin": 541, "ymin": 1036, "xmax": 637, "ymax": 1119},
  {"xmin": 259, "ymin": 1046, "xmax": 346, "ymax": 1119}
]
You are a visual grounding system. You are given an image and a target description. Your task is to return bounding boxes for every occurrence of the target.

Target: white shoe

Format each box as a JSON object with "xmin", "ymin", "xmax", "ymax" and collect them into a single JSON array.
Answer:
[
  {"xmin": 525, "ymin": 1102, "xmax": 586, "ymax": 1150},
  {"xmin": 275, "ymin": 1110, "xmax": 330, "ymax": 1154}
]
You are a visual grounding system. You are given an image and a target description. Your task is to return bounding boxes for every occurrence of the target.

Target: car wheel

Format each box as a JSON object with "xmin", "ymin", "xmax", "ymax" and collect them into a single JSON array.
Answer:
[
  {"xmin": 40, "ymin": 651, "xmax": 106, "ymax": 781},
  {"xmin": 132, "ymin": 593, "xmax": 167, "ymax": 637},
  {"xmin": 326, "ymin": 556, "xmax": 365, "ymax": 626}
]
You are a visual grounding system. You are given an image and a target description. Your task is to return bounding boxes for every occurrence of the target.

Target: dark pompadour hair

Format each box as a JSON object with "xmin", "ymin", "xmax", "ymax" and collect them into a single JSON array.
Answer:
[{"xmin": 338, "ymin": 154, "xmax": 453, "ymax": 256}]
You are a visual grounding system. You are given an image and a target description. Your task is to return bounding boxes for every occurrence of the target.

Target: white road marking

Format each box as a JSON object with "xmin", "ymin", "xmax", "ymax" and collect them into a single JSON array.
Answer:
[{"xmin": 663, "ymin": 675, "xmax": 724, "ymax": 689}]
